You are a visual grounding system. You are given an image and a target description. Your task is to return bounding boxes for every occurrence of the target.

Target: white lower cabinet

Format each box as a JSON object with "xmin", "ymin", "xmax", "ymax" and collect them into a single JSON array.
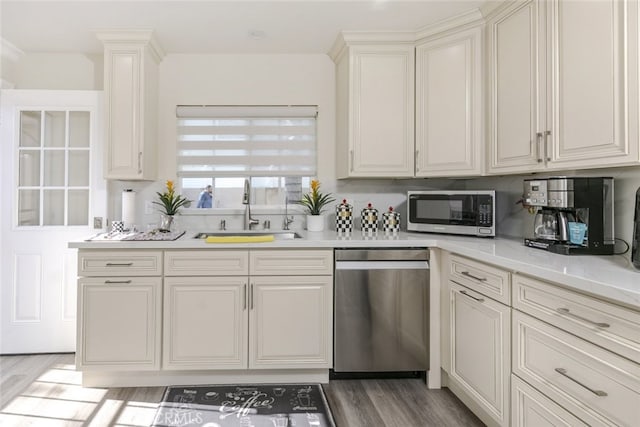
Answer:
[
  {"xmin": 162, "ymin": 249, "xmax": 333, "ymax": 371},
  {"xmin": 77, "ymin": 277, "xmax": 161, "ymax": 370},
  {"xmin": 513, "ymin": 310, "xmax": 640, "ymax": 427},
  {"xmin": 250, "ymin": 276, "xmax": 332, "ymax": 369},
  {"xmin": 511, "ymin": 374, "xmax": 588, "ymax": 427},
  {"xmin": 163, "ymin": 276, "xmax": 248, "ymax": 370},
  {"xmin": 442, "ymin": 251, "xmax": 640, "ymax": 427},
  {"xmin": 448, "ymin": 280, "xmax": 511, "ymax": 427}
]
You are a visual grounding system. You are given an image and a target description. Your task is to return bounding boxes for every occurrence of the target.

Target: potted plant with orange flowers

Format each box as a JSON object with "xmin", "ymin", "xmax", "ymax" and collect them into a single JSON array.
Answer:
[
  {"xmin": 298, "ymin": 179, "xmax": 334, "ymax": 232},
  {"xmin": 154, "ymin": 180, "xmax": 190, "ymax": 231}
]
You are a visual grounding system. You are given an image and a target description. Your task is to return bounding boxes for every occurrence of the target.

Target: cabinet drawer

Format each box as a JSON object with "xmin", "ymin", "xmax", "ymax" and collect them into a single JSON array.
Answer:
[
  {"xmin": 164, "ymin": 250, "xmax": 248, "ymax": 276},
  {"xmin": 513, "ymin": 274, "xmax": 640, "ymax": 363},
  {"xmin": 78, "ymin": 250, "xmax": 162, "ymax": 276},
  {"xmin": 449, "ymin": 254, "xmax": 510, "ymax": 304},
  {"xmin": 511, "ymin": 374, "xmax": 588, "ymax": 427},
  {"xmin": 249, "ymin": 250, "xmax": 333, "ymax": 276},
  {"xmin": 513, "ymin": 311, "xmax": 640, "ymax": 427}
]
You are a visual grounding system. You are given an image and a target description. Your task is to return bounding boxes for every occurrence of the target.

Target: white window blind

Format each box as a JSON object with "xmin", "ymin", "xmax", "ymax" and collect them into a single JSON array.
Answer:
[{"xmin": 176, "ymin": 105, "xmax": 317, "ymax": 178}]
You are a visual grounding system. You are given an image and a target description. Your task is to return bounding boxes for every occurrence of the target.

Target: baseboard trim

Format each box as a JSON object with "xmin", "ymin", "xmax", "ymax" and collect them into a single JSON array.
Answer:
[{"xmin": 82, "ymin": 369, "xmax": 330, "ymax": 388}]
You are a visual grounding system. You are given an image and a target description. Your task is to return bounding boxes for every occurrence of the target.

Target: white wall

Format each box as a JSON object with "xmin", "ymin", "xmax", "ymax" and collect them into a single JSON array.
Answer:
[
  {"xmin": 111, "ymin": 53, "xmax": 339, "ymax": 230},
  {"xmin": 2, "ymin": 53, "xmax": 102, "ymax": 90}
]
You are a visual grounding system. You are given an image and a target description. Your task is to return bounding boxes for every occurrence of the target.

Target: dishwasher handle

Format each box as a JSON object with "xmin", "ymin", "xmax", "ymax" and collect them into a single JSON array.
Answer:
[{"xmin": 335, "ymin": 260, "xmax": 430, "ymax": 270}]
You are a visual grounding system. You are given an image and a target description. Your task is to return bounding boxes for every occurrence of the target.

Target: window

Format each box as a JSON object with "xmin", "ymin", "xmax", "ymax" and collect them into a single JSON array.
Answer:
[
  {"xmin": 176, "ymin": 105, "xmax": 317, "ymax": 207},
  {"xmin": 17, "ymin": 110, "xmax": 91, "ymax": 226}
]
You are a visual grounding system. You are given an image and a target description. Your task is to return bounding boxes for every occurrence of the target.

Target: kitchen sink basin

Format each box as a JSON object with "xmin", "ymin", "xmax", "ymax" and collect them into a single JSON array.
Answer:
[{"xmin": 193, "ymin": 231, "xmax": 302, "ymax": 240}]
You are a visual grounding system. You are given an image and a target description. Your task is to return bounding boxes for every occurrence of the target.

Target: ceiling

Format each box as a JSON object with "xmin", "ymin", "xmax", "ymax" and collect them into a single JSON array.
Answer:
[{"xmin": 1, "ymin": 0, "xmax": 485, "ymax": 55}]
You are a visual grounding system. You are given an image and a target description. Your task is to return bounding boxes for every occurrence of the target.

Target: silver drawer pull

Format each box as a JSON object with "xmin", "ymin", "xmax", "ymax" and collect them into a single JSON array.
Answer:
[
  {"xmin": 460, "ymin": 290, "xmax": 484, "ymax": 303},
  {"xmin": 104, "ymin": 280, "xmax": 132, "ymax": 284},
  {"xmin": 556, "ymin": 308, "xmax": 610, "ymax": 328},
  {"xmin": 554, "ymin": 368, "xmax": 608, "ymax": 397},
  {"xmin": 105, "ymin": 262, "xmax": 133, "ymax": 267},
  {"xmin": 461, "ymin": 271, "xmax": 487, "ymax": 282},
  {"xmin": 243, "ymin": 284, "xmax": 247, "ymax": 310}
]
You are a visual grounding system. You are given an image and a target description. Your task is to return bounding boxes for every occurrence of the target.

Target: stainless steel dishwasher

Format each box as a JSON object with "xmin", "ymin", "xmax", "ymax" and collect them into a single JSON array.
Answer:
[{"xmin": 333, "ymin": 248, "xmax": 429, "ymax": 374}]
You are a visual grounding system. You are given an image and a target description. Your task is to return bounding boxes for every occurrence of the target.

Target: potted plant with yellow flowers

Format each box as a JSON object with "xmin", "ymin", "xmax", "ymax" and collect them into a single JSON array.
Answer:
[
  {"xmin": 297, "ymin": 179, "xmax": 335, "ymax": 232},
  {"xmin": 154, "ymin": 180, "xmax": 190, "ymax": 231}
]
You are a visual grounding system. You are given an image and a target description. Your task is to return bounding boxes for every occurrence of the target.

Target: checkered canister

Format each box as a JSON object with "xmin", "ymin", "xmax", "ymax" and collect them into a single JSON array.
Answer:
[
  {"xmin": 336, "ymin": 199, "xmax": 353, "ymax": 233},
  {"xmin": 361, "ymin": 203, "xmax": 378, "ymax": 231},
  {"xmin": 382, "ymin": 206, "xmax": 400, "ymax": 233}
]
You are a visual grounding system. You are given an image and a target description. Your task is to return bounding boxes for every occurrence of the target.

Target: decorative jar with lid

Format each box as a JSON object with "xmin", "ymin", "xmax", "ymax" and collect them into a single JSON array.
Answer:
[
  {"xmin": 383, "ymin": 206, "xmax": 400, "ymax": 233},
  {"xmin": 361, "ymin": 203, "xmax": 378, "ymax": 232},
  {"xmin": 336, "ymin": 199, "xmax": 353, "ymax": 233}
]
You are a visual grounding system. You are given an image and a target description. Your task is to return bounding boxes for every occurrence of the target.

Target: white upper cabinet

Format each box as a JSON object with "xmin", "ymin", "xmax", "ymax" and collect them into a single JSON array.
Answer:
[
  {"xmin": 487, "ymin": 0, "xmax": 639, "ymax": 174},
  {"xmin": 97, "ymin": 30, "xmax": 164, "ymax": 180},
  {"xmin": 416, "ymin": 26, "xmax": 483, "ymax": 177},
  {"xmin": 332, "ymin": 40, "xmax": 415, "ymax": 178}
]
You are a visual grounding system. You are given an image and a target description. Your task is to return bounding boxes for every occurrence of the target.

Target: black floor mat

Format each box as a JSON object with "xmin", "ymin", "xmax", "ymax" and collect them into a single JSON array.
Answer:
[{"xmin": 152, "ymin": 384, "xmax": 336, "ymax": 427}]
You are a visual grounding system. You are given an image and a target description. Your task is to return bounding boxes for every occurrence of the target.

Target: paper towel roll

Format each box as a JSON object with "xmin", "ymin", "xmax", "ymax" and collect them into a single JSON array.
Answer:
[{"xmin": 122, "ymin": 189, "xmax": 136, "ymax": 230}]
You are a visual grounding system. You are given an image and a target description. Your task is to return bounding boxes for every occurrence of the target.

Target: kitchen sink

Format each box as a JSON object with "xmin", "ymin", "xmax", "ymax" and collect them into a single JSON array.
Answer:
[{"xmin": 193, "ymin": 231, "xmax": 302, "ymax": 240}]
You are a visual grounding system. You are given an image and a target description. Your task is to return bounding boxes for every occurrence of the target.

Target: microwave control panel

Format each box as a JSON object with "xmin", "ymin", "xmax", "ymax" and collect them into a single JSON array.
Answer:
[{"xmin": 478, "ymin": 195, "xmax": 494, "ymax": 227}]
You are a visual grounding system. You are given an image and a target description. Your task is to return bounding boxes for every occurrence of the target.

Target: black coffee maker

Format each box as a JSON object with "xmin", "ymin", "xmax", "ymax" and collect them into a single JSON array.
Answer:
[
  {"xmin": 523, "ymin": 177, "xmax": 615, "ymax": 255},
  {"xmin": 632, "ymin": 187, "xmax": 640, "ymax": 269}
]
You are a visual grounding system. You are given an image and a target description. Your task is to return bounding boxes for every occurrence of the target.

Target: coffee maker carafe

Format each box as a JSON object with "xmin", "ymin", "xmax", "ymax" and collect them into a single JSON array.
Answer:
[
  {"xmin": 524, "ymin": 177, "xmax": 614, "ymax": 255},
  {"xmin": 533, "ymin": 209, "xmax": 572, "ymax": 241}
]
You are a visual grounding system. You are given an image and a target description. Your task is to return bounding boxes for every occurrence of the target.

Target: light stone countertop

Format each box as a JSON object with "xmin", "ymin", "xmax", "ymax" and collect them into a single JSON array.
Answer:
[{"xmin": 69, "ymin": 230, "xmax": 640, "ymax": 309}]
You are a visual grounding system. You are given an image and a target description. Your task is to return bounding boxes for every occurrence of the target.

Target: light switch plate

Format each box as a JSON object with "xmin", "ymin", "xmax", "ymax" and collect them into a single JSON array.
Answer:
[
  {"xmin": 145, "ymin": 200, "xmax": 154, "ymax": 214},
  {"xmin": 93, "ymin": 217, "xmax": 103, "ymax": 229}
]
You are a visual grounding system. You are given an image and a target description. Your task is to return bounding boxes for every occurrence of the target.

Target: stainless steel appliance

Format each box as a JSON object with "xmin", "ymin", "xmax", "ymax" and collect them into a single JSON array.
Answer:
[
  {"xmin": 407, "ymin": 190, "xmax": 495, "ymax": 237},
  {"xmin": 333, "ymin": 248, "xmax": 429, "ymax": 374},
  {"xmin": 524, "ymin": 177, "xmax": 614, "ymax": 255},
  {"xmin": 633, "ymin": 187, "xmax": 640, "ymax": 270}
]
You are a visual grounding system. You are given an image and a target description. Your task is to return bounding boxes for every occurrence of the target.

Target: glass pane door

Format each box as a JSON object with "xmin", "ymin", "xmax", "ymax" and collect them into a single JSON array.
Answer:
[{"xmin": 17, "ymin": 110, "xmax": 91, "ymax": 227}]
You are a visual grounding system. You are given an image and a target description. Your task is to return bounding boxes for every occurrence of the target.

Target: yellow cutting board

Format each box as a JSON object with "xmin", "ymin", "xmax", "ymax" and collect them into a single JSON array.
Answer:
[{"xmin": 205, "ymin": 235, "xmax": 275, "ymax": 243}]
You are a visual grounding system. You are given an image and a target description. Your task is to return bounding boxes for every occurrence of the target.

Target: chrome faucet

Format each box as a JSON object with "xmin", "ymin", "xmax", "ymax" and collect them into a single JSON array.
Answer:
[
  {"xmin": 283, "ymin": 196, "xmax": 294, "ymax": 230},
  {"xmin": 243, "ymin": 179, "xmax": 259, "ymax": 230}
]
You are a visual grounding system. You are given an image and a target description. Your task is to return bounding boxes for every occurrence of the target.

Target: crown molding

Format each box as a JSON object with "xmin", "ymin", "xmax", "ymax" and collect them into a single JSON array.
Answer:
[
  {"xmin": 415, "ymin": 9, "xmax": 484, "ymax": 42},
  {"xmin": 1, "ymin": 38, "xmax": 25, "ymax": 63},
  {"xmin": 95, "ymin": 29, "xmax": 165, "ymax": 63},
  {"xmin": 328, "ymin": 31, "xmax": 416, "ymax": 62},
  {"xmin": 328, "ymin": 7, "xmax": 486, "ymax": 59}
]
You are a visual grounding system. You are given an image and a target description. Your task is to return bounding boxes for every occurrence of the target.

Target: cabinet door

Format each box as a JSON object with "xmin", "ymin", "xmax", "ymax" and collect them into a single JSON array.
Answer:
[
  {"xmin": 547, "ymin": 0, "xmax": 638, "ymax": 167},
  {"xmin": 486, "ymin": 0, "xmax": 546, "ymax": 173},
  {"xmin": 449, "ymin": 281, "xmax": 510, "ymax": 426},
  {"xmin": 100, "ymin": 33, "xmax": 160, "ymax": 180},
  {"xmin": 163, "ymin": 277, "xmax": 248, "ymax": 370},
  {"xmin": 346, "ymin": 45, "xmax": 415, "ymax": 177},
  {"xmin": 416, "ymin": 27, "xmax": 482, "ymax": 177},
  {"xmin": 77, "ymin": 277, "xmax": 161, "ymax": 370},
  {"xmin": 250, "ymin": 276, "xmax": 332, "ymax": 369}
]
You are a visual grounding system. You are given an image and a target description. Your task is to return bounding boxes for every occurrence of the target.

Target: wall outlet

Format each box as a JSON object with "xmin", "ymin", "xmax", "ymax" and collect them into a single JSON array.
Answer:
[
  {"xmin": 93, "ymin": 217, "xmax": 103, "ymax": 229},
  {"xmin": 145, "ymin": 200, "xmax": 154, "ymax": 214}
]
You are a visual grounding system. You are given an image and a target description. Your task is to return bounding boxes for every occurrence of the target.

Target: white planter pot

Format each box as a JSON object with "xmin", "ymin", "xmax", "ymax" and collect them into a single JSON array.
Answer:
[{"xmin": 306, "ymin": 215, "xmax": 325, "ymax": 232}]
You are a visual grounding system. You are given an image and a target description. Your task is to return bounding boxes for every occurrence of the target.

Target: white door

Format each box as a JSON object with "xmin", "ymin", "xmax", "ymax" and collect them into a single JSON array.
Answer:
[
  {"xmin": 548, "ymin": 0, "xmax": 636, "ymax": 167},
  {"xmin": 0, "ymin": 90, "xmax": 106, "ymax": 354},
  {"xmin": 486, "ymin": 0, "xmax": 547, "ymax": 174},
  {"xmin": 348, "ymin": 45, "xmax": 415, "ymax": 178},
  {"xmin": 162, "ymin": 276, "xmax": 248, "ymax": 370},
  {"xmin": 449, "ymin": 281, "xmax": 511, "ymax": 426},
  {"xmin": 415, "ymin": 27, "xmax": 482, "ymax": 177},
  {"xmin": 250, "ymin": 276, "xmax": 332, "ymax": 369}
]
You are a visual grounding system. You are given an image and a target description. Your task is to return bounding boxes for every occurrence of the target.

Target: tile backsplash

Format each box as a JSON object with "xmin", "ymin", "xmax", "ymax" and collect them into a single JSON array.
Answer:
[{"xmin": 106, "ymin": 166, "xmax": 640, "ymax": 257}]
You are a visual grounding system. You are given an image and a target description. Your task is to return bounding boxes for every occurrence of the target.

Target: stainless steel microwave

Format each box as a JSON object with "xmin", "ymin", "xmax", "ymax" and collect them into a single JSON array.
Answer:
[{"xmin": 407, "ymin": 190, "xmax": 495, "ymax": 237}]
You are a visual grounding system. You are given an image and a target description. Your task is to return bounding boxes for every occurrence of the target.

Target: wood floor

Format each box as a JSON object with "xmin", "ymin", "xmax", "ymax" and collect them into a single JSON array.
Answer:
[{"xmin": 0, "ymin": 353, "xmax": 483, "ymax": 426}]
